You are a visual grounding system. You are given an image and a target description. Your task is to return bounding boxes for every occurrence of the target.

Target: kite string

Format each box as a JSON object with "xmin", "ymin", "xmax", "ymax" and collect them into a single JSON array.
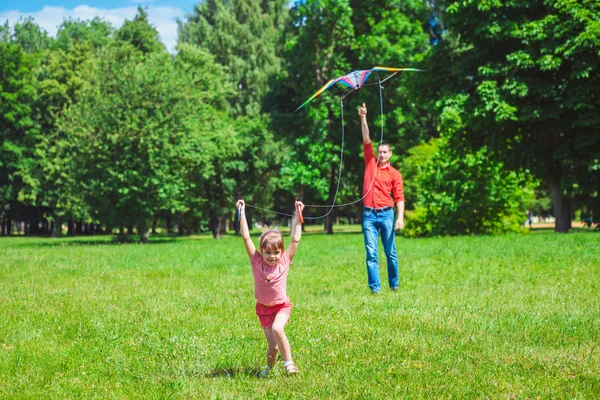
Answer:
[
  {"xmin": 308, "ymin": 76, "xmax": 385, "ymax": 209},
  {"xmin": 245, "ymin": 79, "xmax": 386, "ymax": 219},
  {"xmin": 245, "ymin": 99, "xmax": 345, "ymax": 220}
]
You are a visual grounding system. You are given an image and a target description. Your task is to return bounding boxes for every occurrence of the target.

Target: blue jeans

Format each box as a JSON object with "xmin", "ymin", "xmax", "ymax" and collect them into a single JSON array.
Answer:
[{"xmin": 363, "ymin": 208, "xmax": 399, "ymax": 292}]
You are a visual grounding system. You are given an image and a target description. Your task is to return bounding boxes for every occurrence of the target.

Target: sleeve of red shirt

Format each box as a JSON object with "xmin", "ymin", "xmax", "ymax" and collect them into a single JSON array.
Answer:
[
  {"xmin": 393, "ymin": 171, "xmax": 405, "ymax": 203},
  {"xmin": 363, "ymin": 142, "xmax": 375, "ymax": 164}
]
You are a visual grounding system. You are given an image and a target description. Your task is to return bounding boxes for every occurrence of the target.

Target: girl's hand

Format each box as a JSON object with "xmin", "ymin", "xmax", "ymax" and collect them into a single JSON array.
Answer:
[
  {"xmin": 295, "ymin": 201, "xmax": 305, "ymax": 212},
  {"xmin": 236, "ymin": 199, "xmax": 245, "ymax": 210}
]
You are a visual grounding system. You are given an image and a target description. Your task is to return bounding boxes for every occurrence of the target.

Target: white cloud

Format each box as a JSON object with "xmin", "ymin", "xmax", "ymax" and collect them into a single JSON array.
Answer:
[{"xmin": 0, "ymin": 5, "xmax": 184, "ymax": 52}]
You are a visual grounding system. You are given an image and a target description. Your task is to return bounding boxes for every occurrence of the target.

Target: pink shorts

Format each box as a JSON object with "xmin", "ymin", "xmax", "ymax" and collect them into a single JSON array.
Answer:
[{"xmin": 255, "ymin": 300, "xmax": 292, "ymax": 329}]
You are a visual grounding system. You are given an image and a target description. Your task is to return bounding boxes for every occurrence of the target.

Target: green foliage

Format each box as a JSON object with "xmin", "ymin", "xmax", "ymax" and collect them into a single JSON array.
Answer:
[
  {"xmin": 58, "ymin": 43, "xmax": 232, "ymax": 237},
  {"xmin": 423, "ymin": 0, "xmax": 600, "ymax": 231},
  {"xmin": 3, "ymin": 17, "xmax": 51, "ymax": 53},
  {"xmin": 0, "ymin": 42, "xmax": 37, "ymax": 212},
  {"xmin": 178, "ymin": 0, "xmax": 288, "ymax": 116},
  {"xmin": 114, "ymin": 7, "xmax": 165, "ymax": 54},
  {"xmin": 173, "ymin": 43, "xmax": 233, "ymax": 112},
  {"xmin": 275, "ymin": 0, "xmax": 355, "ymax": 208},
  {"xmin": 398, "ymin": 138, "xmax": 442, "ymax": 210},
  {"xmin": 52, "ymin": 17, "xmax": 114, "ymax": 51},
  {"xmin": 27, "ymin": 41, "xmax": 99, "ymax": 228},
  {"xmin": 178, "ymin": 1, "xmax": 290, "ymax": 231},
  {"xmin": 352, "ymin": 0, "xmax": 432, "ymax": 150},
  {"xmin": 402, "ymin": 138, "xmax": 538, "ymax": 237}
]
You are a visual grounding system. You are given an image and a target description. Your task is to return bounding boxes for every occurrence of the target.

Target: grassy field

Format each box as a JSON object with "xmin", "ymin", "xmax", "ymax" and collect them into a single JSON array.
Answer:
[{"xmin": 1, "ymin": 227, "xmax": 599, "ymax": 399}]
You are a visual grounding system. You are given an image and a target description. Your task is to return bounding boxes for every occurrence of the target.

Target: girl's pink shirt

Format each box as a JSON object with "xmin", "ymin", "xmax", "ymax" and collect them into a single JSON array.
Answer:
[{"xmin": 250, "ymin": 251, "xmax": 290, "ymax": 306}]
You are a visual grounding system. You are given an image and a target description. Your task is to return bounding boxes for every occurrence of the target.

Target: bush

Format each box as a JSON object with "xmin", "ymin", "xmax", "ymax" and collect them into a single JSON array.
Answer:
[{"xmin": 401, "ymin": 139, "xmax": 537, "ymax": 237}]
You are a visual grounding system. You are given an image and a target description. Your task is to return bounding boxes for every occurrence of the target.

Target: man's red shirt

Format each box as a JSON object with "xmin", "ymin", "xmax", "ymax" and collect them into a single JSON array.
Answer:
[{"xmin": 362, "ymin": 142, "xmax": 405, "ymax": 209}]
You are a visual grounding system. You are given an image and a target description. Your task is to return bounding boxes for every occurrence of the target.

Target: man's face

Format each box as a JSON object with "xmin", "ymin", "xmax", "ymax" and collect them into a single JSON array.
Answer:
[{"xmin": 377, "ymin": 144, "xmax": 392, "ymax": 165}]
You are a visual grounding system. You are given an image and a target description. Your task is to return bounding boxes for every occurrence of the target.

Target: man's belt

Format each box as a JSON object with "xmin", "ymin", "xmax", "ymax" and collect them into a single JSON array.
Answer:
[{"xmin": 364, "ymin": 206, "xmax": 392, "ymax": 213}]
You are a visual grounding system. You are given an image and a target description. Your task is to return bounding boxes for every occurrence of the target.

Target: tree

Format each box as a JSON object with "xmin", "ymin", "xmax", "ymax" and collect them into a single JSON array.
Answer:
[
  {"xmin": 4, "ymin": 17, "xmax": 51, "ymax": 53},
  {"xmin": 59, "ymin": 44, "xmax": 231, "ymax": 242},
  {"xmin": 28, "ymin": 41, "xmax": 99, "ymax": 236},
  {"xmin": 351, "ymin": 0, "xmax": 432, "ymax": 151},
  {"xmin": 0, "ymin": 42, "xmax": 37, "ymax": 234},
  {"xmin": 178, "ymin": 0, "xmax": 289, "ymax": 116},
  {"xmin": 178, "ymin": 0, "xmax": 290, "ymax": 234},
  {"xmin": 115, "ymin": 7, "xmax": 165, "ymax": 54},
  {"xmin": 53, "ymin": 17, "xmax": 114, "ymax": 51},
  {"xmin": 401, "ymin": 138, "xmax": 537, "ymax": 237},
  {"xmin": 422, "ymin": 0, "xmax": 600, "ymax": 232},
  {"xmin": 272, "ymin": 0, "xmax": 356, "ymax": 234},
  {"xmin": 173, "ymin": 43, "xmax": 244, "ymax": 238}
]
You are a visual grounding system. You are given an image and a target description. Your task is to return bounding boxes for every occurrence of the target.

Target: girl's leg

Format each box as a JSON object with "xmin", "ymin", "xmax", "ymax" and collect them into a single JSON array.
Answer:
[
  {"xmin": 262, "ymin": 328, "xmax": 279, "ymax": 369},
  {"xmin": 270, "ymin": 312, "xmax": 292, "ymax": 362}
]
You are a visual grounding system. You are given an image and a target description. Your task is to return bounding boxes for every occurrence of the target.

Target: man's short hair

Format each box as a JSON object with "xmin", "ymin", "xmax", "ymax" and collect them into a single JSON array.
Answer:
[{"xmin": 378, "ymin": 142, "xmax": 392, "ymax": 150}]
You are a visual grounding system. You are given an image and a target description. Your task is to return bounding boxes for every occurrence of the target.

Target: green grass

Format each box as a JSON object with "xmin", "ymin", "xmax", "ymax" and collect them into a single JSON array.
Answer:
[{"xmin": 1, "ymin": 228, "xmax": 599, "ymax": 399}]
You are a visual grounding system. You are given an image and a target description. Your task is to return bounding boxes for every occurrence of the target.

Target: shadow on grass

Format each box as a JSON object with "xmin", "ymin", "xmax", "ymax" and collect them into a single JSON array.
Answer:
[
  {"xmin": 530, "ymin": 226, "xmax": 598, "ymax": 233},
  {"xmin": 206, "ymin": 366, "xmax": 262, "ymax": 379},
  {"xmin": 0, "ymin": 234, "xmax": 187, "ymax": 248}
]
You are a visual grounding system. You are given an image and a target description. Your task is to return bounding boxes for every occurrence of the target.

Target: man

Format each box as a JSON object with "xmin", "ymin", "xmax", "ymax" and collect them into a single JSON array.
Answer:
[{"xmin": 358, "ymin": 103, "xmax": 405, "ymax": 293}]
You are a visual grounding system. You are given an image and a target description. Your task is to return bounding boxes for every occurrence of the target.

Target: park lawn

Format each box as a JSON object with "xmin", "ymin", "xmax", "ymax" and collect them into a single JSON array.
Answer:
[{"xmin": 0, "ymin": 228, "xmax": 599, "ymax": 399}]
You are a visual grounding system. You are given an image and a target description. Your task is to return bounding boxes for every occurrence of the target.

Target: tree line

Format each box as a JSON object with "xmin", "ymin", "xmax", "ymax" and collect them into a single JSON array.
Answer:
[{"xmin": 1, "ymin": 0, "xmax": 598, "ymax": 241}]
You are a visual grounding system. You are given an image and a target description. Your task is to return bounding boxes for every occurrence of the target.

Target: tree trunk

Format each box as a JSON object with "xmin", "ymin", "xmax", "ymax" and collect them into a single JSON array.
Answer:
[
  {"xmin": 139, "ymin": 222, "xmax": 150, "ymax": 243},
  {"xmin": 325, "ymin": 214, "xmax": 333, "ymax": 234},
  {"xmin": 550, "ymin": 181, "xmax": 572, "ymax": 233},
  {"xmin": 177, "ymin": 213, "xmax": 185, "ymax": 235},
  {"xmin": 51, "ymin": 214, "xmax": 62, "ymax": 238},
  {"xmin": 166, "ymin": 216, "xmax": 172, "ymax": 233},
  {"xmin": 2, "ymin": 218, "xmax": 11, "ymax": 235},
  {"xmin": 210, "ymin": 213, "xmax": 227, "ymax": 239}
]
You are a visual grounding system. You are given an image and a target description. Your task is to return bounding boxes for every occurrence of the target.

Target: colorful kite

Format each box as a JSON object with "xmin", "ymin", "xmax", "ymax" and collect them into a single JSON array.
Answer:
[{"xmin": 294, "ymin": 66, "xmax": 423, "ymax": 112}]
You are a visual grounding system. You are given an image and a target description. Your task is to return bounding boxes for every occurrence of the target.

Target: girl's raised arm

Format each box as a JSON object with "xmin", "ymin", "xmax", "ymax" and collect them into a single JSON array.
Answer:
[
  {"xmin": 286, "ymin": 201, "xmax": 304, "ymax": 261},
  {"xmin": 236, "ymin": 199, "xmax": 256, "ymax": 258}
]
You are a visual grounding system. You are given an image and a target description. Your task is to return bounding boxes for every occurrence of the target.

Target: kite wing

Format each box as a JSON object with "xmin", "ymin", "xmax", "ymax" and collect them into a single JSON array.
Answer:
[{"xmin": 294, "ymin": 66, "xmax": 423, "ymax": 112}]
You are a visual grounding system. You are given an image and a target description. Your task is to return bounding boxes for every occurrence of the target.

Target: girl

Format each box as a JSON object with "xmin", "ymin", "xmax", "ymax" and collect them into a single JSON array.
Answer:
[{"xmin": 236, "ymin": 199, "xmax": 304, "ymax": 376}]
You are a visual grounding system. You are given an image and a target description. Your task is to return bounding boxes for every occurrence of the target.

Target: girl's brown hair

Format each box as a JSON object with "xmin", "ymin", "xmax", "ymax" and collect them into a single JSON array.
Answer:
[{"xmin": 259, "ymin": 229, "xmax": 284, "ymax": 252}]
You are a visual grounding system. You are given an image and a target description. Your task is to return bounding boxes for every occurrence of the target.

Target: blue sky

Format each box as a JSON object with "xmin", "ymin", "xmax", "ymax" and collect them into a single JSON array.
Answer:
[{"xmin": 1, "ymin": 0, "xmax": 200, "ymax": 52}]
